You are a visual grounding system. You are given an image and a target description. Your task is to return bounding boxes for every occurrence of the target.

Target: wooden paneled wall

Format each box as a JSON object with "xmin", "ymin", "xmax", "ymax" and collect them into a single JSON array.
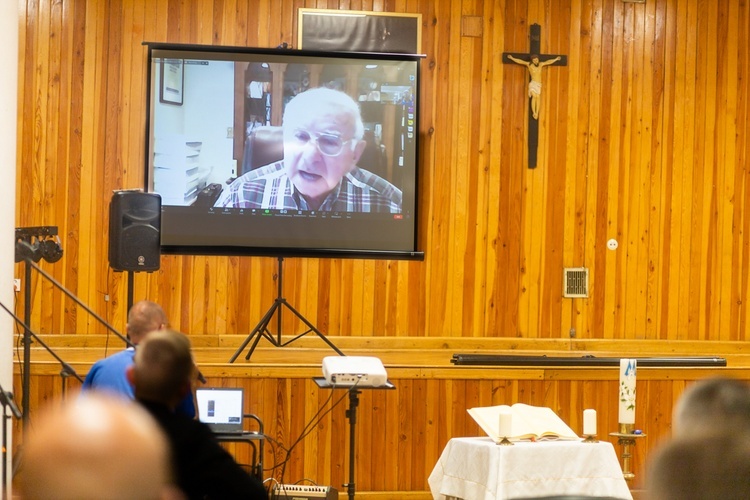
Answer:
[
  {"xmin": 16, "ymin": 358, "xmax": 750, "ymax": 495},
  {"xmin": 15, "ymin": 0, "xmax": 750, "ymax": 341},
  {"xmin": 11, "ymin": 0, "xmax": 750, "ymax": 495}
]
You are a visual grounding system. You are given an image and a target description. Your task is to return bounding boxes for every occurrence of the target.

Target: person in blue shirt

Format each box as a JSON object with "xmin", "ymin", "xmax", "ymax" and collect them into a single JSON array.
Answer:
[{"xmin": 82, "ymin": 300, "xmax": 197, "ymax": 417}]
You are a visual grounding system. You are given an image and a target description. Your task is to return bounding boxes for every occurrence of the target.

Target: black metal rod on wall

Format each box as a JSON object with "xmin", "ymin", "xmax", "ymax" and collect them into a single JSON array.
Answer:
[{"xmin": 450, "ymin": 354, "xmax": 727, "ymax": 367}]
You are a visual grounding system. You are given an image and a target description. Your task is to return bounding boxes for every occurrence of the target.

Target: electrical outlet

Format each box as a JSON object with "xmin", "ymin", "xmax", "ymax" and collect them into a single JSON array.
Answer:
[{"xmin": 13, "ymin": 279, "xmax": 20, "ymax": 292}]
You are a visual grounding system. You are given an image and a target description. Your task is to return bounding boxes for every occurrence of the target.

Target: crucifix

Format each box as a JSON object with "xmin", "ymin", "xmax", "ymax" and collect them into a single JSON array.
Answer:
[{"xmin": 503, "ymin": 23, "xmax": 567, "ymax": 168}]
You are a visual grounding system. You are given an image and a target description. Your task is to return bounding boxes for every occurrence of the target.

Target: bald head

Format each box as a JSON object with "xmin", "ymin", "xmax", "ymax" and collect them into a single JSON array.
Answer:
[
  {"xmin": 18, "ymin": 394, "xmax": 176, "ymax": 500},
  {"xmin": 127, "ymin": 300, "xmax": 168, "ymax": 344}
]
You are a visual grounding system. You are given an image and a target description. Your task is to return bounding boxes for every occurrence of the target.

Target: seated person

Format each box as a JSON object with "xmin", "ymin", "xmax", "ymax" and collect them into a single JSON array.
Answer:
[
  {"xmin": 646, "ymin": 432, "xmax": 750, "ymax": 500},
  {"xmin": 215, "ymin": 87, "xmax": 402, "ymax": 213},
  {"xmin": 17, "ymin": 393, "xmax": 181, "ymax": 500},
  {"xmin": 81, "ymin": 300, "xmax": 196, "ymax": 418},
  {"xmin": 672, "ymin": 376, "xmax": 750, "ymax": 437},
  {"xmin": 127, "ymin": 329, "xmax": 268, "ymax": 500}
]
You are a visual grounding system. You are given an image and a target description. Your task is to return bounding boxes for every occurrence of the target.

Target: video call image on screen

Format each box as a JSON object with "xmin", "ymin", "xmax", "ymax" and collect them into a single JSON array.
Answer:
[{"xmin": 146, "ymin": 45, "xmax": 422, "ymax": 258}]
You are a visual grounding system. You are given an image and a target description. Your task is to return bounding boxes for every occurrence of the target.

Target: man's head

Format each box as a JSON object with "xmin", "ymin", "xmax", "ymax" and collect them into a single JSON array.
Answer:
[
  {"xmin": 128, "ymin": 329, "xmax": 195, "ymax": 408},
  {"xmin": 647, "ymin": 432, "xmax": 750, "ymax": 500},
  {"xmin": 127, "ymin": 300, "xmax": 168, "ymax": 344},
  {"xmin": 281, "ymin": 87, "xmax": 366, "ymax": 208},
  {"xmin": 673, "ymin": 376, "xmax": 750, "ymax": 437},
  {"xmin": 18, "ymin": 393, "xmax": 178, "ymax": 500}
]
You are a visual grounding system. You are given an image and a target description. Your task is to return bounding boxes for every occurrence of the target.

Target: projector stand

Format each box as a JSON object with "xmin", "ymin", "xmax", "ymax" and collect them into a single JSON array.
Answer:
[
  {"xmin": 345, "ymin": 388, "xmax": 360, "ymax": 500},
  {"xmin": 313, "ymin": 378, "xmax": 396, "ymax": 500},
  {"xmin": 229, "ymin": 257, "xmax": 343, "ymax": 362}
]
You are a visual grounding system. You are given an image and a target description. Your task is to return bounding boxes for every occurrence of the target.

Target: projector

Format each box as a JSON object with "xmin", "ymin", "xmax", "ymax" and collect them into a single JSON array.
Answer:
[{"xmin": 322, "ymin": 356, "xmax": 387, "ymax": 387}]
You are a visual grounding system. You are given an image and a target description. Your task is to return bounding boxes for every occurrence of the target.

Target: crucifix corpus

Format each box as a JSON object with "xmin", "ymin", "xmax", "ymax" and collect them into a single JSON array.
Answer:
[{"xmin": 502, "ymin": 23, "xmax": 567, "ymax": 168}]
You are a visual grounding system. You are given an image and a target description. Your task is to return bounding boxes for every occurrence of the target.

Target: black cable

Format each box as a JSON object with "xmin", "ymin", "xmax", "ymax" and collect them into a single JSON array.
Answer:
[{"xmin": 269, "ymin": 381, "xmax": 359, "ymax": 485}]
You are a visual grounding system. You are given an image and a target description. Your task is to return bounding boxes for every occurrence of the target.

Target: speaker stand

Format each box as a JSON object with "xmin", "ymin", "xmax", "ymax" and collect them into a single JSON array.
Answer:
[
  {"xmin": 127, "ymin": 271, "xmax": 134, "ymax": 313},
  {"xmin": 229, "ymin": 257, "xmax": 343, "ymax": 362}
]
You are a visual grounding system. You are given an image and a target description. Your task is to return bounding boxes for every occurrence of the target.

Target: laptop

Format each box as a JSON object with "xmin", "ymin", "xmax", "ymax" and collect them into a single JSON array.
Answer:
[{"xmin": 195, "ymin": 387, "xmax": 245, "ymax": 434}]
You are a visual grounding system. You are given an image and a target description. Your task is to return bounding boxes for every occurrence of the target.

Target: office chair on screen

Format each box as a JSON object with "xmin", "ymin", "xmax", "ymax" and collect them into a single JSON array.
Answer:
[{"xmin": 240, "ymin": 126, "xmax": 284, "ymax": 176}]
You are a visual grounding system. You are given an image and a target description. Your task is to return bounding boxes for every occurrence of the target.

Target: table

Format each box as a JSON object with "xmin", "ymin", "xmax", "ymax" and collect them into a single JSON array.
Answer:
[
  {"xmin": 428, "ymin": 437, "xmax": 633, "ymax": 500},
  {"xmin": 214, "ymin": 414, "xmax": 265, "ymax": 481}
]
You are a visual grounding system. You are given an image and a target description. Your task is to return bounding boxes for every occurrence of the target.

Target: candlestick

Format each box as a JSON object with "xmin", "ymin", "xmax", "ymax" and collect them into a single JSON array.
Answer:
[
  {"xmin": 618, "ymin": 358, "xmax": 637, "ymax": 424},
  {"xmin": 610, "ymin": 424, "xmax": 647, "ymax": 481}
]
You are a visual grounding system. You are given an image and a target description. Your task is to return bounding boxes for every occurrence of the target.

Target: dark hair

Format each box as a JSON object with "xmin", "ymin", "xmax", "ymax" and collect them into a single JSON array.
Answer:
[{"xmin": 133, "ymin": 329, "xmax": 194, "ymax": 404}]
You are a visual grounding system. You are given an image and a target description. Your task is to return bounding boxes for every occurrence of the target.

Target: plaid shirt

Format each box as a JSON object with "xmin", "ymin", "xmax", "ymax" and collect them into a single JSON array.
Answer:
[{"xmin": 216, "ymin": 161, "xmax": 402, "ymax": 213}]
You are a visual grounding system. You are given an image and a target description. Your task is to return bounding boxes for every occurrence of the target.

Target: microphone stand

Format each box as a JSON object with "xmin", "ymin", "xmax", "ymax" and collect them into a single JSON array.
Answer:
[
  {"xmin": 26, "ymin": 260, "xmax": 132, "ymax": 346},
  {"xmin": 24, "ymin": 262, "xmax": 207, "ymax": 386},
  {"xmin": 0, "ymin": 301, "xmax": 84, "ymax": 430},
  {"xmin": 0, "ymin": 301, "xmax": 84, "ymax": 385},
  {"xmin": 0, "ymin": 383, "xmax": 21, "ymax": 500},
  {"xmin": 13, "ymin": 258, "xmax": 207, "ymax": 431},
  {"xmin": 17, "ymin": 260, "xmax": 133, "ymax": 429}
]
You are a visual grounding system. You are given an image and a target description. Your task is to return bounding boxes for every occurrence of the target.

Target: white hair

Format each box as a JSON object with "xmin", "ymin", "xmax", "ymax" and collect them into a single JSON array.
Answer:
[{"xmin": 283, "ymin": 87, "xmax": 365, "ymax": 140}]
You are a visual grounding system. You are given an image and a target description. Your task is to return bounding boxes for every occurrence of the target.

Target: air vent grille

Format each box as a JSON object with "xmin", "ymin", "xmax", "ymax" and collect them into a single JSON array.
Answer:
[{"xmin": 563, "ymin": 267, "xmax": 589, "ymax": 298}]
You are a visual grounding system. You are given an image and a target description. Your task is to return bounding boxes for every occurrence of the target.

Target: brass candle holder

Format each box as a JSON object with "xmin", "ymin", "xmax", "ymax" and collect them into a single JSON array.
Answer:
[
  {"xmin": 581, "ymin": 434, "xmax": 599, "ymax": 443},
  {"xmin": 498, "ymin": 436, "xmax": 514, "ymax": 446},
  {"xmin": 609, "ymin": 423, "xmax": 646, "ymax": 481}
]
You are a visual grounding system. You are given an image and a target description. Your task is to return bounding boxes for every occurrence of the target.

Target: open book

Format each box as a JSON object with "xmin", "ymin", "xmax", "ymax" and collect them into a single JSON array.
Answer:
[{"xmin": 467, "ymin": 403, "xmax": 579, "ymax": 442}]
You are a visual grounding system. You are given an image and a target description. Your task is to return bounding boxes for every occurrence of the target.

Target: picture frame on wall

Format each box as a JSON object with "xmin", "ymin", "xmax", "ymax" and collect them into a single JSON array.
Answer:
[
  {"xmin": 298, "ymin": 9, "xmax": 422, "ymax": 54},
  {"xmin": 160, "ymin": 58, "xmax": 184, "ymax": 105}
]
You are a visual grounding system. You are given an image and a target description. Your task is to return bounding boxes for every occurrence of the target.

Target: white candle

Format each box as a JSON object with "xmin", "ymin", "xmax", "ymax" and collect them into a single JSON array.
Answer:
[
  {"xmin": 499, "ymin": 409, "xmax": 512, "ymax": 437},
  {"xmin": 618, "ymin": 358, "xmax": 637, "ymax": 424},
  {"xmin": 583, "ymin": 409, "xmax": 597, "ymax": 436}
]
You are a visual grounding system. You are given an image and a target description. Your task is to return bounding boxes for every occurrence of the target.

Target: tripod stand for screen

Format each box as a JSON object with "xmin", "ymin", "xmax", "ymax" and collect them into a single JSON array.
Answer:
[{"xmin": 229, "ymin": 257, "xmax": 343, "ymax": 362}]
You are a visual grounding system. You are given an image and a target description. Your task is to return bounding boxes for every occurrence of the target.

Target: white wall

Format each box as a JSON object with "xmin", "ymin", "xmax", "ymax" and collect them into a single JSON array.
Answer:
[
  {"xmin": 0, "ymin": 1, "xmax": 19, "ymax": 496},
  {"xmin": 152, "ymin": 59, "xmax": 236, "ymax": 203}
]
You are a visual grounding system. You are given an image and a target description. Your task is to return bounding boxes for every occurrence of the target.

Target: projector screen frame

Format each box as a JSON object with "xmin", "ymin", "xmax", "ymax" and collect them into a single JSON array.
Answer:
[{"xmin": 143, "ymin": 41, "xmax": 425, "ymax": 261}]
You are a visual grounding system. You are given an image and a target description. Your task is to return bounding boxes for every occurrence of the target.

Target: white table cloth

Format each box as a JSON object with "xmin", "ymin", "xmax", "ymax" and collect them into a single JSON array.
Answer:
[{"xmin": 428, "ymin": 437, "xmax": 633, "ymax": 500}]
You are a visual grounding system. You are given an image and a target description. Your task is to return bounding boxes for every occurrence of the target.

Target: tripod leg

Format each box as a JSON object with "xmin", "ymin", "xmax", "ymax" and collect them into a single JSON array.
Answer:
[
  {"xmin": 243, "ymin": 322, "xmax": 268, "ymax": 361},
  {"xmin": 228, "ymin": 300, "xmax": 282, "ymax": 362},
  {"xmin": 280, "ymin": 300, "xmax": 344, "ymax": 355}
]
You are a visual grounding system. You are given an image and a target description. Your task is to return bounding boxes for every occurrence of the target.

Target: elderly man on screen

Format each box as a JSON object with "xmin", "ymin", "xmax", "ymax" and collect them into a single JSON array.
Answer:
[{"xmin": 215, "ymin": 87, "xmax": 402, "ymax": 212}]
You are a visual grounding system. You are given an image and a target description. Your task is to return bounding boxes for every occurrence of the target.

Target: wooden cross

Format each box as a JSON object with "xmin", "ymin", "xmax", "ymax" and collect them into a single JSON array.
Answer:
[{"xmin": 502, "ymin": 24, "xmax": 567, "ymax": 168}]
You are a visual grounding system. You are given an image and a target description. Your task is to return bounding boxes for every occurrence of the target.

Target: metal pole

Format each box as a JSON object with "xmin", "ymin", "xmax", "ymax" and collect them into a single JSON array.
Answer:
[{"xmin": 22, "ymin": 261, "xmax": 31, "ymax": 430}]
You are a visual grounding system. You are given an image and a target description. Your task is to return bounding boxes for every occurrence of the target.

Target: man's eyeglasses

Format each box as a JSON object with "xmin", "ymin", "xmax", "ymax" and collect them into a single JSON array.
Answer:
[{"xmin": 290, "ymin": 129, "xmax": 354, "ymax": 157}]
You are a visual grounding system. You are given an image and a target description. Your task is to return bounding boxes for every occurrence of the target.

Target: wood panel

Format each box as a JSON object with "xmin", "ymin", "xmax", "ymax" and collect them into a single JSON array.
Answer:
[
  {"xmin": 11, "ymin": 0, "xmax": 750, "ymax": 495},
  {"xmin": 16, "ymin": 0, "xmax": 750, "ymax": 338},
  {"xmin": 14, "ymin": 353, "xmax": 750, "ymax": 496}
]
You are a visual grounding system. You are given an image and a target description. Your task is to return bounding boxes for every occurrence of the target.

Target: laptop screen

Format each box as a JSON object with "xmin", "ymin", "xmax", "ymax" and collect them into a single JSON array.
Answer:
[{"xmin": 195, "ymin": 387, "xmax": 245, "ymax": 433}]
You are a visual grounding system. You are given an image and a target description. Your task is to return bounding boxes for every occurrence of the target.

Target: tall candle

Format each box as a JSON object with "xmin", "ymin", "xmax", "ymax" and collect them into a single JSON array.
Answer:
[
  {"xmin": 583, "ymin": 409, "xmax": 597, "ymax": 436},
  {"xmin": 618, "ymin": 358, "xmax": 637, "ymax": 424},
  {"xmin": 499, "ymin": 408, "xmax": 513, "ymax": 437}
]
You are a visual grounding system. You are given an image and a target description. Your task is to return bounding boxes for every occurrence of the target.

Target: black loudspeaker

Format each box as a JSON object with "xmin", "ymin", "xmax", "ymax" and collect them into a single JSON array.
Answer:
[{"xmin": 108, "ymin": 191, "xmax": 161, "ymax": 272}]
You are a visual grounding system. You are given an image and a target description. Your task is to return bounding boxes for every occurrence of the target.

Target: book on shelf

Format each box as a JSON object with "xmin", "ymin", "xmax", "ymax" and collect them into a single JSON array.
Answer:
[{"xmin": 467, "ymin": 403, "xmax": 579, "ymax": 442}]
